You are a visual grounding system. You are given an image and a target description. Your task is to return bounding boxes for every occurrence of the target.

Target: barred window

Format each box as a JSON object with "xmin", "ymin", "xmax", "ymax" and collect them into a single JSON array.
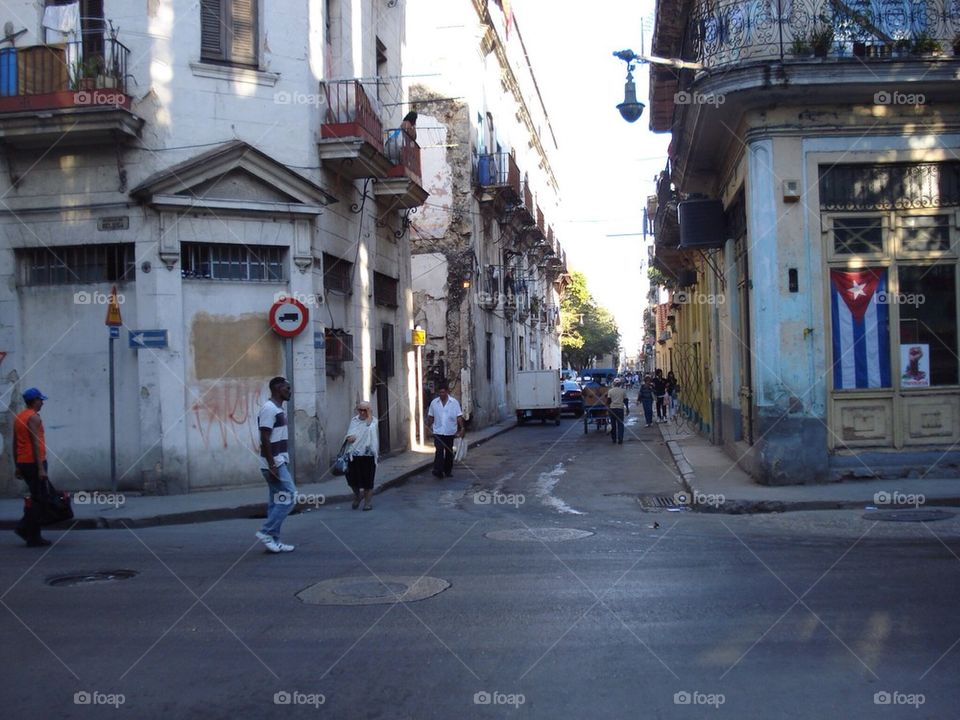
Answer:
[
  {"xmin": 181, "ymin": 243, "xmax": 285, "ymax": 281},
  {"xmin": 373, "ymin": 271, "xmax": 398, "ymax": 308},
  {"xmin": 323, "ymin": 253, "xmax": 352, "ymax": 294},
  {"xmin": 17, "ymin": 243, "xmax": 135, "ymax": 285}
]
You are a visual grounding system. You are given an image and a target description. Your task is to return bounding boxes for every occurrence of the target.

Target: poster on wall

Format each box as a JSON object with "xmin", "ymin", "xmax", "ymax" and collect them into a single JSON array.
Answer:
[{"xmin": 900, "ymin": 344, "xmax": 930, "ymax": 387}]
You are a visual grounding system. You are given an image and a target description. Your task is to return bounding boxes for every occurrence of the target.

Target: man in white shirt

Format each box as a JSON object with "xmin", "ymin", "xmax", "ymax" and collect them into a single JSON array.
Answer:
[
  {"xmin": 254, "ymin": 376, "xmax": 296, "ymax": 553},
  {"xmin": 426, "ymin": 384, "xmax": 464, "ymax": 478}
]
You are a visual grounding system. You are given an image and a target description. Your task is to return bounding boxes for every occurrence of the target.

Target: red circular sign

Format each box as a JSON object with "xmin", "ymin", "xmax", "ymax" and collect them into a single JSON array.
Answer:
[{"xmin": 269, "ymin": 297, "xmax": 309, "ymax": 338}]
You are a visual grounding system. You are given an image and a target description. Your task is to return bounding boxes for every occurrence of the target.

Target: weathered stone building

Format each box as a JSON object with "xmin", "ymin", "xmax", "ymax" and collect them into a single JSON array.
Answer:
[
  {"xmin": 0, "ymin": 0, "xmax": 425, "ymax": 495},
  {"xmin": 404, "ymin": 0, "xmax": 567, "ymax": 429}
]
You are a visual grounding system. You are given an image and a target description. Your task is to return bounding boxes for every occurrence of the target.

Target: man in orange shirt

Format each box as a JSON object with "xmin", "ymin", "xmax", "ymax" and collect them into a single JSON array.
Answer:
[{"xmin": 14, "ymin": 387, "xmax": 51, "ymax": 547}]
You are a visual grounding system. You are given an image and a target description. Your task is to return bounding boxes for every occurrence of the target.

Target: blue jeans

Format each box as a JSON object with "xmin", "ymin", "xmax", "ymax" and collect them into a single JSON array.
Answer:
[
  {"xmin": 609, "ymin": 408, "xmax": 625, "ymax": 443},
  {"xmin": 641, "ymin": 399, "xmax": 654, "ymax": 425},
  {"xmin": 260, "ymin": 463, "xmax": 296, "ymax": 539}
]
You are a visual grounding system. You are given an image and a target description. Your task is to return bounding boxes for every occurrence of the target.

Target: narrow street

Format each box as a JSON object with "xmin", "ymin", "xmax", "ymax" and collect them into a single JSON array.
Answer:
[{"xmin": 2, "ymin": 419, "xmax": 959, "ymax": 719}]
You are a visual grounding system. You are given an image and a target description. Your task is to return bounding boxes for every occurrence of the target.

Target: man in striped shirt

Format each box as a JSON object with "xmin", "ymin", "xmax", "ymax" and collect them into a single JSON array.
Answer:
[{"xmin": 255, "ymin": 377, "xmax": 297, "ymax": 553}]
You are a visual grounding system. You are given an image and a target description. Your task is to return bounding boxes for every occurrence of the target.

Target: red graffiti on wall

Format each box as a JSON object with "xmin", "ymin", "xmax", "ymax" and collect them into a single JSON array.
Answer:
[{"xmin": 190, "ymin": 380, "xmax": 264, "ymax": 451}]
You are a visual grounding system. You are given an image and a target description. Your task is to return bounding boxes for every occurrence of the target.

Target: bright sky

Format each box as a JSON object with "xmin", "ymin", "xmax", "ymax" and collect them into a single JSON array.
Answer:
[{"xmin": 517, "ymin": 0, "xmax": 670, "ymax": 355}]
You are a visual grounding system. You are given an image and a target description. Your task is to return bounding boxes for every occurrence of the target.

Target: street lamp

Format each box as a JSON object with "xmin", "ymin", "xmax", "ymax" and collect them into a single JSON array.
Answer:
[{"xmin": 612, "ymin": 48, "xmax": 704, "ymax": 124}]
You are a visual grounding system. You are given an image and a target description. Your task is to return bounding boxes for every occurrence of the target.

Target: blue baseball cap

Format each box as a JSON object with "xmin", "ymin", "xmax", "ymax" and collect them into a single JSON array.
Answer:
[{"xmin": 23, "ymin": 388, "xmax": 48, "ymax": 402}]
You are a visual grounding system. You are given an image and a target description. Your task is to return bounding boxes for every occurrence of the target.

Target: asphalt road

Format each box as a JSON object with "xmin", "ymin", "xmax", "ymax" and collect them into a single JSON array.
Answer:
[{"xmin": 2, "ymin": 416, "xmax": 959, "ymax": 719}]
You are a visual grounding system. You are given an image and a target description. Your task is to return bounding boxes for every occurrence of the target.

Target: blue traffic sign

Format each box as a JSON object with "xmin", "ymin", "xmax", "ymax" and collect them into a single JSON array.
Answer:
[
  {"xmin": 109, "ymin": 326, "xmax": 120, "ymax": 339},
  {"xmin": 129, "ymin": 329, "xmax": 168, "ymax": 349}
]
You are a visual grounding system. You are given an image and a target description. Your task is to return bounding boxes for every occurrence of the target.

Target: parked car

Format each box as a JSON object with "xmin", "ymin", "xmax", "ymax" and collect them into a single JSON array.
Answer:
[{"xmin": 560, "ymin": 380, "xmax": 584, "ymax": 417}]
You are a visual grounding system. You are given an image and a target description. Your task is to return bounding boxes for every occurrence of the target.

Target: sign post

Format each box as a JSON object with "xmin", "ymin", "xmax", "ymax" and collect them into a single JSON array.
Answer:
[
  {"xmin": 412, "ymin": 327, "xmax": 426, "ymax": 447},
  {"xmin": 105, "ymin": 286, "xmax": 123, "ymax": 491},
  {"xmin": 268, "ymin": 297, "xmax": 309, "ymax": 480}
]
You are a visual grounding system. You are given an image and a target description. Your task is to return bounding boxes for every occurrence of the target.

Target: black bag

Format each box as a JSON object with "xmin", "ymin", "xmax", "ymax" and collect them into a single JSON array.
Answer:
[{"xmin": 31, "ymin": 481, "xmax": 74, "ymax": 525}]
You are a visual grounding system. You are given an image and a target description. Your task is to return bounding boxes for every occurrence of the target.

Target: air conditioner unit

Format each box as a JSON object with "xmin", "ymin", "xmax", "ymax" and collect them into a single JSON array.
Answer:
[
  {"xmin": 678, "ymin": 199, "xmax": 726, "ymax": 250},
  {"xmin": 678, "ymin": 270, "xmax": 698, "ymax": 288}
]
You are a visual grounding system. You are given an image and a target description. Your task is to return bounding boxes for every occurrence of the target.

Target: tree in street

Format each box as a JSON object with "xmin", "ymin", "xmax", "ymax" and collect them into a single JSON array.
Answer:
[{"xmin": 560, "ymin": 271, "xmax": 620, "ymax": 369}]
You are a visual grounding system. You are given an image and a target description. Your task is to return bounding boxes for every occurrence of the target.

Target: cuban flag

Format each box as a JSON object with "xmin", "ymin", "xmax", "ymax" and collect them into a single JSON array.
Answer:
[{"xmin": 830, "ymin": 268, "xmax": 891, "ymax": 389}]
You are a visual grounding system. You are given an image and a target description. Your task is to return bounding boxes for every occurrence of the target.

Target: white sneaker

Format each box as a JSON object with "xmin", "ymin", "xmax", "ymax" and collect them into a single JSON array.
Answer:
[
  {"xmin": 263, "ymin": 539, "xmax": 283, "ymax": 553},
  {"xmin": 255, "ymin": 531, "xmax": 274, "ymax": 545},
  {"xmin": 275, "ymin": 542, "xmax": 295, "ymax": 553}
]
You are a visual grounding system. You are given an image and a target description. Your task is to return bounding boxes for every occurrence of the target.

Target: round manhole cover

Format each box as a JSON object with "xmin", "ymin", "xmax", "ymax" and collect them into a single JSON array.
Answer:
[
  {"xmin": 485, "ymin": 528, "xmax": 594, "ymax": 542},
  {"xmin": 865, "ymin": 509, "xmax": 956, "ymax": 523},
  {"xmin": 297, "ymin": 576, "xmax": 450, "ymax": 606},
  {"xmin": 47, "ymin": 570, "xmax": 138, "ymax": 587}
]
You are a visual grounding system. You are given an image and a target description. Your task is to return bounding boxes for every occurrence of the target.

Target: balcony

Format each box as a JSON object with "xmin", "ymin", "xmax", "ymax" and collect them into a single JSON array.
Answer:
[
  {"xmin": 318, "ymin": 80, "xmax": 393, "ymax": 179},
  {"xmin": 653, "ymin": 167, "xmax": 680, "ymax": 249},
  {"xmin": 650, "ymin": 0, "xmax": 960, "ymax": 134},
  {"xmin": 473, "ymin": 151, "xmax": 521, "ymax": 201},
  {"xmin": 0, "ymin": 36, "xmax": 142, "ymax": 148},
  {"xmin": 375, "ymin": 126, "xmax": 428, "ymax": 209}
]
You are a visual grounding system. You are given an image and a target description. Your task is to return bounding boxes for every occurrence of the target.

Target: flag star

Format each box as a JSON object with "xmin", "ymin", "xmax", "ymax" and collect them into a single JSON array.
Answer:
[{"xmin": 848, "ymin": 281, "xmax": 867, "ymax": 299}]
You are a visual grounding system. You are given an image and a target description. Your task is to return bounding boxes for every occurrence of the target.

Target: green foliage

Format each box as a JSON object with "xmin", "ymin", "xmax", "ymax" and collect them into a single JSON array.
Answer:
[{"xmin": 560, "ymin": 271, "xmax": 621, "ymax": 369}]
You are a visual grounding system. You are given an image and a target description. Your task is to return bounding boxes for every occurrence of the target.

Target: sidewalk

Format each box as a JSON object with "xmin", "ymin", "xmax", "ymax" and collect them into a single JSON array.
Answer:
[
  {"xmin": 0, "ymin": 419, "xmax": 517, "ymax": 530},
  {"xmin": 659, "ymin": 420, "xmax": 960, "ymax": 513}
]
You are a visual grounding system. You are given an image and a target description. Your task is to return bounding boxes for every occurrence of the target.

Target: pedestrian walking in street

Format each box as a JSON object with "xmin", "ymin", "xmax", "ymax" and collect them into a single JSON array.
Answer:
[
  {"xmin": 666, "ymin": 371, "xmax": 678, "ymax": 418},
  {"xmin": 426, "ymin": 384, "xmax": 464, "ymax": 478},
  {"xmin": 13, "ymin": 387, "xmax": 52, "ymax": 547},
  {"xmin": 606, "ymin": 378, "xmax": 627, "ymax": 444},
  {"xmin": 255, "ymin": 377, "xmax": 296, "ymax": 553},
  {"xmin": 637, "ymin": 376, "xmax": 655, "ymax": 427},
  {"xmin": 653, "ymin": 369, "xmax": 668, "ymax": 422},
  {"xmin": 344, "ymin": 401, "xmax": 379, "ymax": 511}
]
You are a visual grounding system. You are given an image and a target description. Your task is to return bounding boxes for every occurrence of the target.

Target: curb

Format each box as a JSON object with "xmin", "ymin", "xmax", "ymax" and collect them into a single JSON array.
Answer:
[
  {"xmin": 656, "ymin": 423, "xmax": 960, "ymax": 515},
  {"xmin": 2, "ymin": 422, "xmax": 518, "ymax": 531}
]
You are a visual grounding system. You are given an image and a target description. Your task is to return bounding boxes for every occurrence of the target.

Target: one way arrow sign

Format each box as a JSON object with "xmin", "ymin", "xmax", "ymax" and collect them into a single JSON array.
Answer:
[{"xmin": 128, "ymin": 329, "xmax": 169, "ymax": 349}]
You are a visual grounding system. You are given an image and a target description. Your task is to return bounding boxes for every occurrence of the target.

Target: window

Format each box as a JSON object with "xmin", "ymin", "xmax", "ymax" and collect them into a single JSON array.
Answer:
[
  {"xmin": 201, "ymin": 0, "xmax": 258, "ymax": 67},
  {"xmin": 518, "ymin": 336, "xmax": 524, "ymax": 371},
  {"xmin": 17, "ymin": 243, "xmax": 135, "ymax": 285},
  {"xmin": 325, "ymin": 328, "xmax": 354, "ymax": 377},
  {"xmin": 323, "ymin": 253, "xmax": 352, "ymax": 294},
  {"xmin": 899, "ymin": 265, "xmax": 958, "ymax": 386},
  {"xmin": 899, "ymin": 215, "xmax": 952, "ymax": 254},
  {"xmin": 181, "ymin": 243, "xmax": 285, "ymax": 281},
  {"xmin": 830, "ymin": 216, "xmax": 885, "ymax": 257},
  {"xmin": 375, "ymin": 37, "xmax": 387, "ymax": 103},
  {"xmin": 378, "ymin": 323, "xmax": 395, "ymax": 378},
  {"xmin": 373, "ymin": 272, "xmax": 398, "ymax": 308}
]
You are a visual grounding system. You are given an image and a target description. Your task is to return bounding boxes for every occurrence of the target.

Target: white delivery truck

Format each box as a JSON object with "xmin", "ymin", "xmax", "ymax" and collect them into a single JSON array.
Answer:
[{"xmin": 515, "ymin": 369, "xmax": 561, "ymax": 425}]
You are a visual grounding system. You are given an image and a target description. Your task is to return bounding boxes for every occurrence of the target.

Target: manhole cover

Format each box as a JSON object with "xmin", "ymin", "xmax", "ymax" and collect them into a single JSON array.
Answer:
[
  {"xmin": 485, "ymin": 528, "xmax": 594, "ymax": 542},
  {"xmin": 47, "ymin": 570, "xmax": 138, "ymax": 587},
  {"xmin": 865, "ymin": 509, "xmax": 956, "ymax": 523},
  {"xmin": 297, "ymin": 576, "xmax": 450, "ymax": 606}
]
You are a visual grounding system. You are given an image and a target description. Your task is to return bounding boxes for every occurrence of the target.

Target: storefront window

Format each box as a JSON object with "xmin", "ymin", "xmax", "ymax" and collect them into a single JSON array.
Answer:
[{"xmin": 898, "ymin": 265, "xmax": 958, "ymax": 387}]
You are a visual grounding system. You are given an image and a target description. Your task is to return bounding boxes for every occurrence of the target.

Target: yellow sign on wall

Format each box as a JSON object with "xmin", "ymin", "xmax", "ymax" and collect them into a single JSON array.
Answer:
[{"xmin": 412, "ymin": 329, "xmax": 426, "ymax": 347}]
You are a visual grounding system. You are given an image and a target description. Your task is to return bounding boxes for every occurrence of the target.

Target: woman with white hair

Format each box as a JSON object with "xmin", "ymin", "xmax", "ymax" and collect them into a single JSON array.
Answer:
[{"xmin": 344, "ymin": 401, "xmax": 379, "ymax": 510}]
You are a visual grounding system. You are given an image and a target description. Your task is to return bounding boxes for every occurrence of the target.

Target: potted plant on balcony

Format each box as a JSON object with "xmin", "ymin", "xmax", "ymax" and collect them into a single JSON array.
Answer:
[
  {"xmin": 810, "ymin": 25, "xmax": 834, "ymax": 57},
  {"xmin": 911, "ymin": 32, "xmax": 943, "ymax": 56}
]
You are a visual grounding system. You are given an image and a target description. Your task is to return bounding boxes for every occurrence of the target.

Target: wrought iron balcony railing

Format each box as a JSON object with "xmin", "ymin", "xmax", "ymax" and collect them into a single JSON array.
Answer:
[
  {"xmin": 473, "ymin": 151, "xmax": 521, "ymax": 197},
  {"xmin": 0, "ymin": 34, "xmax": 130, "ymax": 112},
  {"xmin": 321, "ymin": 79, "xmax": 384, "ymax": 152},
  {"xmin": 384, "ymin": 127, "xmax": 422, "ymax": 183},
  {"xmin": 688, "ymin": 0, "xmax": 960, "ymax": 69}
]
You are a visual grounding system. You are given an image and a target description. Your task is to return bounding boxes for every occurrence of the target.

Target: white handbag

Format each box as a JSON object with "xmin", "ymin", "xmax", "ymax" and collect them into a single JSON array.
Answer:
[{"xmin": 454, "ymin": 437, "xmax": 468, "ymax": 462}]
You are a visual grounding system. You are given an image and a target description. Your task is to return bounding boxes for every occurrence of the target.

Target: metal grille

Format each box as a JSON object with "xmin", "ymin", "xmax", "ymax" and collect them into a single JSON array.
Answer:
[
  {"xmin": 820, "ymin": 162, "xmax": 960, "ymax": 211},
  {"xmin": 373, "ymin": 271, "xmax": 398, "ymax": 308},
  {"xmin": 181, "ymin": 243, "xmax": 285, "ymax": 281},
  {"xmin": 17, "ymin": 243, "xmax": 135, "ymax": 285},
  {"xmin": 323, "ymin": 253, "xmax": 352, "ymax": 293}
]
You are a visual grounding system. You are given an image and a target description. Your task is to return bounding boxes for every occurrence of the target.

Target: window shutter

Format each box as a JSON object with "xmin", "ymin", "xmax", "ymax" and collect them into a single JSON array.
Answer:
[
  {"xmin": 231, "ymin": 0, "xmax": 257, "ymax": 66},
  {"xmin": 200, "ymin": 0, "xmax": 224, "ymax": 60}
]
